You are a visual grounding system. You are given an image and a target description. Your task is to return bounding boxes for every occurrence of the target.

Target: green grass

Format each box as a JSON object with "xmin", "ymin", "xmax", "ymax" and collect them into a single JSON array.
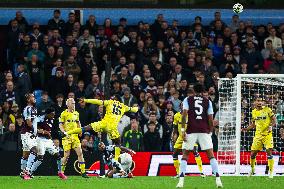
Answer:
[{"xmin": 0, "ymin": 176, "xmax": 283, "ymax": 189}]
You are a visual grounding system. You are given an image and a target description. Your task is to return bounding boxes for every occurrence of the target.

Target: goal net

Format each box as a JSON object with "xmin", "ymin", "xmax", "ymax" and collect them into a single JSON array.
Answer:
[{"xmin": 217, "ymin": 74, "xmax": 284, "ymax": 176}]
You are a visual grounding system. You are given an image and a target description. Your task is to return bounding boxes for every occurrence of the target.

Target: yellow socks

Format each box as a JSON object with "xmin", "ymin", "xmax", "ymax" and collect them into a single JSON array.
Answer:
[
  {"xmin": 268, "ymin": 157, "xmax": 274, "ymax": 174},
  {"xmin": 250, "ymin": 157, "xmax": 256, "ymax": 173},
  {"xmin": 114, "ymin": 147, "xmax": 121, "ymax": 161},
  {"xmin": 195, "ymin": 156, "xmax": 203, "ymax": 173},
  {"xmin": 79, "ymin": 162, "xmax": 86, "ymax": 174},
  {"xmin": 67, "ymin": 128, "xmax": 82, "ymax": 135},
  {"xmin": 173, "ymin": 159, "xmax": 180, "ymax": 175},
  {"xmin": 61, "ymin": 164, "xmax": 66, "ymax": 173}
]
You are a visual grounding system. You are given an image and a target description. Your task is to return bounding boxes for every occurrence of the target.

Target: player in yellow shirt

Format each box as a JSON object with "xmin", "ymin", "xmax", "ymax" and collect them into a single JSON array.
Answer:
[
  {"xmin": 242, "ymin": 97, "xmax": 276, "ymax": 178},
  {"xmin": 172, "ymin": 107, "xmax": 204, "ymax": 178},
  {"xmin": 59, "ymin": 98, "xmax": 88, "ymax": 179},
  {"xmin": 66, "ymin": 98, "xmax": 138, "ymax": 160}
]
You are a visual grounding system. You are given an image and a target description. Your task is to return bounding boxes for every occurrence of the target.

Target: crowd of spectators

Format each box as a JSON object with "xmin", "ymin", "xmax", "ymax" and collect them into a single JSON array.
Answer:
[{"xmin": 1, "ymin": 10, "xmax": 284, "ymax": 153}]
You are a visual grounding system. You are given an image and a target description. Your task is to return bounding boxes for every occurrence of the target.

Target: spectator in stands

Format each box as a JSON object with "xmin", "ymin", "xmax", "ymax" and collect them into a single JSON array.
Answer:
[
  {"xmin": 77, "ymin": 99, "xmax": 91, "ymax": 126},
  {"xmin": 264, "ymin": 27, "xmax": 282, "ymax": 51},
  {"xmin": 27, "ymin": 41, "xmax": 45, "ymax": 63},
  {"xmin": 0, "ymin": 81, "xmax": 18, "ymax": 105},
  {"xmin": 48, "ymin": 9, "xmax": 65, "ymax": 35},
  {"xmin": 104, "ymin": 18, "xmax": 114, "ymax": 38},
  {"xmin": 27, "ymin": 54, "xmax": 44, "ymax": 90},
  {"xmin": 123, "ymin": 119, "xmax": 143, "ymax": 152},
  {"xmin": 85, "ymin": 74, "xmax": 103, "ymax": 98},
  {"xmin": 143, "ymin": 112, "xmax": 162, "ymax": 138},
  {"xmin": 243, "ymin": 41, "xmax": 263, "ymax": 73},
  {"xmin": 269, "ymin": 52, "xmax": 284, "ymax": 74},
  {"xmin": 37, "ymin": 91, "xmax": 53, "ymax": 115},
  {"xmin": 8, "ymin": 102, "xmax": 21, "ymax": 125},
  {"xmin": 9, "ymin": 11, "xmax": 28, "ymax": 33},
  {"xmin": 16, "ymin": 64, "xmax": 32, "ymax": 107},
  {"xmin": 65, "ymin": 12, "xmax": 76, "ymax": 34},
  {"xmin": 141, "ymin": 96, "xmax": 161, "ymax": 122},
  {"xmin": 219, "ymin": 53, "xmax": 240, "ymax": 77},
  {"xmin": 63, "ymin": 56, "xmax": 81, "ymax": 82},
  {"xmin": 1, "ymin": 123, "xmax": 20, "ymax": 151},
  {"xmin": 143, "ymin": 121, "xmax": 161, "ymax": 152},
  {"xmin": 120, "ymin": 87, "xmax": 137, "ymax": 107},
  {"xmin": 117, "ymin": 66, "xmax": 132, "ymax": 86},
  {"xmin": 29, "ymin": 23, "xmax": 43, "ymax": 42},
  {"xmin": 262, "ymin": 40, "xmax": 274, "ymax": 59},
  {"xmin": 48, "ymin": 67, "xmax": 67, "ymax": 100},
  {"xmin": 54, "ymin": 93, "xmax": 65, "ymax": 119},
  {"xmin": 162, "ymin": 114, "xmax": 173, "ymax": 151},
  {"xmin": 84, "ymin": 15, "xmax": 98, "ymax": 35},
  {"xmin": 78, "ymin": 29, "xmax": 95, "ymax": 50},
  {"xmin": 7, "ymin": 19, "xmax": 21, "ymax": 64}
]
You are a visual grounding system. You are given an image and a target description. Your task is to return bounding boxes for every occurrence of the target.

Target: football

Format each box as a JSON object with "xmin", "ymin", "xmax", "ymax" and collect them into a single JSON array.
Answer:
[{"xmin": 233, "ymin": 3, "xmax": 244, "ymax": 14}]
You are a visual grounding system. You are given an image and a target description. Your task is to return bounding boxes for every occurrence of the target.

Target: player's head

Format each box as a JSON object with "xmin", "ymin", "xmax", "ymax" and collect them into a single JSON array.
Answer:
[
  {"xmin": 187, "ymin": 87, "xmax": 195, "ymax": 97},
  {"xmin": 26, "ymin": 93, "xmax": 36, "ymax": 105},
  {"xmin": 193, "ymin": 83, "xmax": 204, "ymax": 94},
  {"xmin": 45, "ymin": 107, "xmax": 55, "ymax": 119},
  {"xmin": 66, "ymin": 98, "xmax": 75, "ymax": 110},
  {"xmin": 255, "ymin": 97, "xmax": 264, "ymax": 108},
  {"xmin": 98, "ymin": 142, "xmax": 106, "ymax": 151}
]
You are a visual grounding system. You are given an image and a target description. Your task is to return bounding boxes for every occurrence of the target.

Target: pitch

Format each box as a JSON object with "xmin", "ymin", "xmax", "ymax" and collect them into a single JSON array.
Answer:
[{"xmin": 0, "ymin": 176, "xmax": 283, "ymax": 189}]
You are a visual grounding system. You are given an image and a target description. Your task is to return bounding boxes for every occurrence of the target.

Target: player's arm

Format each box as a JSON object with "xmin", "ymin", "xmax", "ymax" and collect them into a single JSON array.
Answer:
[
  {"xmin": 80, "ymin": 98, "xmax": 106, "ymax": 106},
  {"xmin": 242, "ymin": 121, "xmax": 256, "ymax": 132},
  {"xmin": 207, "ymin": 100, "xmax": 214, "ymax": 132},
  {"xmin": 125, "ymin": 105, "xmax": 139, "ymax": 113},
  {"xmin": 181, "ymin": 98, "xmax": 189, "ymax": 141},
  {"xmin": 58, "ymin": 112, "xmax": 66, "ymax": 133},
  {"xmin": 172, "ymin": 124, "xmax": 178, "ymax": 144},
  {"xmin": 118, "ymin": 146, "xmax": 136, "ymax": 156},
  {"xmin": 268, "ymin": 107, "xmax": 277, "ymax": 132}
]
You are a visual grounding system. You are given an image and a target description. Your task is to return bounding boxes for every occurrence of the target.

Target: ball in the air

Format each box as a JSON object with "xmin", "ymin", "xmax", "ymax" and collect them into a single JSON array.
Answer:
[{"xmin": 233, "ymin": 3, "xmax": 244, "ymax": 14}]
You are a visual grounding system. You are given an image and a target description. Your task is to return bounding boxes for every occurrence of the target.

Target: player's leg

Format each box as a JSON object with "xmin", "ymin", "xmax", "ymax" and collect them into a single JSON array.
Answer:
[
  {"xmin": 172, "ymin": 148, "xmax": 181, "ymax": 177},
  {"xmin": 250, "ymin": 136, "xmax": 262, "ymax": 176},
  {"xmin": 20, "ymin": 134, "xmax": 30, "ymax": 176},
  {"xmin": 193, "ymin": 144, "xmax": 204, "ymax": 177},
  {"xmin": 176, "ymin": 133, "xmax": 195, "ymax": 188},
  {"xmin": 23, "ymin": 146, "xmax": 37, "ymax": 180},
  {"xmin": 74, "ymin": 143, "xmax": 89, "ymax": 178},
  {"xmin": 60, "ymin": 149, "xmax": 70, "ymax": 179},
  {"xmin": 66, "ymin": 125, "xmax": 92, "ymax": 135},
  {"xmin": 111, "ymin": 134, "xmax": 121, "ymax": 161},
  {"xmin": 29, "ymin": 139, "xmax": 45, "ymax": 176},
  {"xmin": 264, "ymin": 134, "xmax": 274, "ymax": 178},
  {"xmin": 200, "ymin": 133, "xmax": 222, "ymax": 188}
]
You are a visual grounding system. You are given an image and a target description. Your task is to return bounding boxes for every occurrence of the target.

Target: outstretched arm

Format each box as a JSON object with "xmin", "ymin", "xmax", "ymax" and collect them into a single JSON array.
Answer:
[
  {"xmin": 119, "ymin": 146, "xmax": 136, "ymax": 156},
  {"xmin": 126, "ymin": 106, "xmax": 139, "ymax": 113},
  {"xmin": 80, "ymin": 98, "xmax": 105, "ymax": 106}
]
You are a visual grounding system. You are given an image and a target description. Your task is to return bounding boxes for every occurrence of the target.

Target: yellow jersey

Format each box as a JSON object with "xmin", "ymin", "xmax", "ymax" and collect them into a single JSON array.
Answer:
[
  {"xmin": 59, "ymin": 109, "xmax": 80, "ymax": 131},
  {"xmin": 84, "ymin": 99, "xmax": 138, "ymax": 124},
  {"xmin": 173, "ymin": 112, "xmax": 188, "ymax": 135},
  {"xmin": 251, "ymin": 106, "xmax": 274, "ymax": 136}
]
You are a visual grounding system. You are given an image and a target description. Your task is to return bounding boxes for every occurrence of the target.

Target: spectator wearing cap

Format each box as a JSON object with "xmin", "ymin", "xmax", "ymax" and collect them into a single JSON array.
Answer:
[
  {"xmin": 143, "ymin": 121, "xmax": 162, "ymax": 152},
  {"xmin": 8, "ymin": 102, "xmax": 20, "ymax": 125},
  {"xmin": 84, "ymin": 15, "xmax": 98, "ymax": 36},
  {"xmin": 16, "ymin": 64, "xmax": 32, "ymax": 107},
  {"xmin": 47, "ymin": 9, "xmax": 65, "ymax": 35},
  {"xmin": 37, "ymin": 91, "xmax": 54, "ymax": 115},
  {"xmin": 48, "ymin": 67, "xmax": 67, "ymax": 101},
  {"xmin": 117, "ymin": 65, "xmax": 132, "ymax": 86},
  {"xmin": 144, "ymin": 77, "xmax": 157, "ymax": 97},
  {"xmin": 131, "ymin": 75, "xmax": 142, "ymax": 99},
  {"xmin": 85, "ymin": 74, "xmax": 103, "ymax": 98},
  {"xmin": 243, "ymin": 41, "xmax": 263, "ymax": 73},
  {"xmin": 121, "ymin": 87, "xmax": 137, "ymax": 107},
  {"xmin": 123, "ymin": 119, "xmax": 143, "ymax": 152}
]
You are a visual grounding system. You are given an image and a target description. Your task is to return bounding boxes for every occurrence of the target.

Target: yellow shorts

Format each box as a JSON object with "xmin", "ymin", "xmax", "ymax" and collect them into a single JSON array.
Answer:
[
  {"xmin": 174, "ymin": 136, "xmax": 198, "ymax": 150},
  {"xmin": 90, "ymin": 120, "xmax": 120, "ymax": 140},
  {"xmin": 62, "ymin": 135, "xmax": 81, "ymax": 151},
  {"xmin": 251, "ymin": 134, "xmax": 274, "ymax": 151}
]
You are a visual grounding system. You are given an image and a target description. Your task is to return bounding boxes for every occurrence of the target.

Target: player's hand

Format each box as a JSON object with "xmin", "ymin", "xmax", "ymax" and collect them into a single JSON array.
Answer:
[
  {"xmin": 129, "ymin": 150, "xmax": 136, "ymax": 156},
  {"xmin": 132, "ymin": 107, "xmax": 139, "ymax": 113},
  {"xmin": 181, "ymin": 131, "xmax": 187, "ymax": 142},
  {"xmin": 268, "ymin": 126, "xmax": 273, "ymax": 133},
  {"xmin": 241, "ymin": 128, "xmax": 247, "ymax": 132},
  {"xmin": 37, "ymin": 129, "xmax": 44, "ymax": 134},
  {"xmin": 120, "ymin": 170, "xmax": 127, "ymax": 176}
]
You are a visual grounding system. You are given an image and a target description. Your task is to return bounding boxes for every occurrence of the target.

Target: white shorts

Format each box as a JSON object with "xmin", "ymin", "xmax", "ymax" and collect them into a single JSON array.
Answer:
[
  {"xmin": 37, "ymin": 137, "xmax": 59, "ymax": 156},
  {"xmin": 21, "ymin": 133, "xmax": 37, "ymax": 151},
  {"xmin": 182, "ymin": 133, "xmax": 213, "ymax": 151}
]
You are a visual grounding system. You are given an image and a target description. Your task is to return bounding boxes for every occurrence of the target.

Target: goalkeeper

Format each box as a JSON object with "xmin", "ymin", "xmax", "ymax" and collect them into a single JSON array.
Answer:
[
  {"xmin": 242, "ymin": 97, "xmax": 276, "ymax": 178},
  {"xmin": 65, "ymin": 97, "xmax": 138, "ymax": 160}
]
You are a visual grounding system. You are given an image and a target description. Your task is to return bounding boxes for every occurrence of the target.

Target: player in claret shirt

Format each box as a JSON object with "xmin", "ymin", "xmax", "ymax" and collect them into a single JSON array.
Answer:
[{"xmin": 23, "ymin": 108, "xmax": 65, "ymax": 180}]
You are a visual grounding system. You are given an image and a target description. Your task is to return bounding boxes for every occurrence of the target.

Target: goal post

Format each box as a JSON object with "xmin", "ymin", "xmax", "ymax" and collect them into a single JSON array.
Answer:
[{"xmin": 217, "ymin": 74, "xmax": 284, "ymax": 176}]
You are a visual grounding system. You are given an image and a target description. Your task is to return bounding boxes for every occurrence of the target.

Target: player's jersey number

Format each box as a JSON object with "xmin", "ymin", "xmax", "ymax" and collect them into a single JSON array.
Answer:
[
  {"xmin": 112, "ymin": 104, "xmax": 122, "ymax": 115},
  {"xmin": 194, "ymin": 100, "xmax": 203, "ymax": 120}
]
